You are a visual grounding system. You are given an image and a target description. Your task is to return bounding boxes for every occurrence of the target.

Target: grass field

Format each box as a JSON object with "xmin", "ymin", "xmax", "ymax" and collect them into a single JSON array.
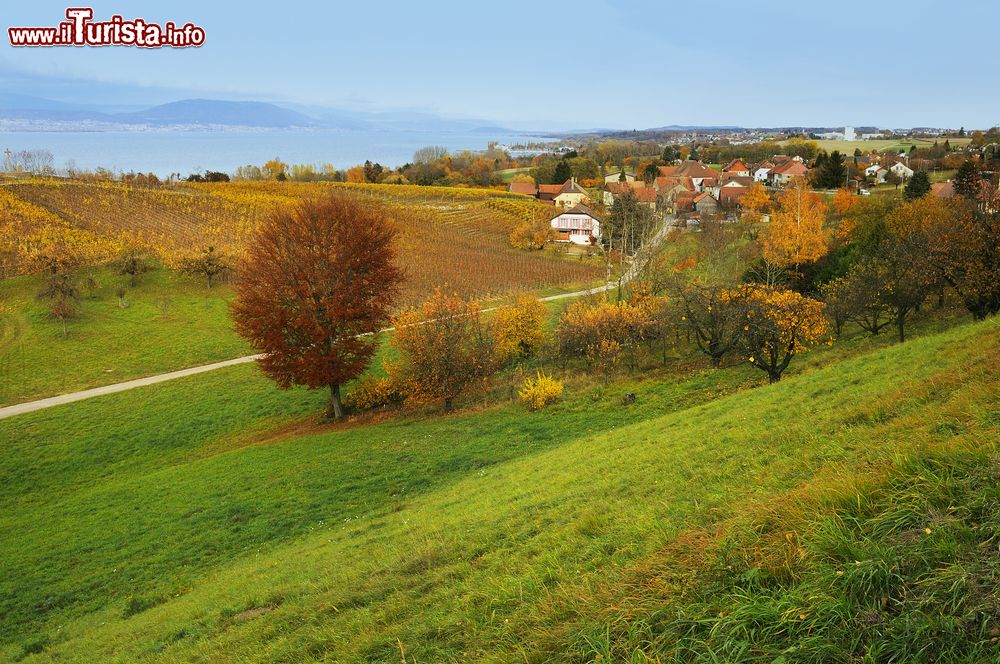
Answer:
[
  {"xmin": 1, "ymin": 306, "xmax": 995, "ymax": 661},
  {"xmin": 806, "ymin": 137, "xmax": 972, "ymax": 155},
  {"xmin": 0, "ymin": 268, "xmax": 248, "ymax": 406}
]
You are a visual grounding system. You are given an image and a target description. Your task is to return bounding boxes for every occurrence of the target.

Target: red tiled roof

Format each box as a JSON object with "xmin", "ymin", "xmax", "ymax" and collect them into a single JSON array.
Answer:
[
  {"xmin": 557, "ymin": 179, "xmax": 587, "ymax": 195},
  {"xmin": 931, "ymin": 182, "xmax": 955, "ymax": 198},
  {"xmin": 509, "ymin": 181, "xmax": 537, "ymax": 196},
  {"xmin": 537, "ymin": 184, "xmax": 563, "ymax": 194},
  {"xmin": 772, "ymin": 161, "xmax": 809, "ymax": 176},
  {"xmin": 719, "ymin": 187, "xmax": 749, "ymax": 208},
  {"xmin": 673, "ymin": 160, "xmax": 720, "ymax": 179},
  {"xmin": 723, "ymin": 159, "xmax": 750, "ymax": 173},
  {"xmin": 658, "ymin": 165, "xmax": 678, "ymax": 177},
  {"xmin": 633, "ymin": 187, "xmax": 657, "ymax": 203}
]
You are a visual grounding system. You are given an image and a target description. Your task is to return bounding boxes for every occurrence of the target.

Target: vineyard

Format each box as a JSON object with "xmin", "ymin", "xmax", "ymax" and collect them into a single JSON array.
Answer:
[{"xmin": 0, "ymin": 178, "xmax": 601, "ymax": 303}]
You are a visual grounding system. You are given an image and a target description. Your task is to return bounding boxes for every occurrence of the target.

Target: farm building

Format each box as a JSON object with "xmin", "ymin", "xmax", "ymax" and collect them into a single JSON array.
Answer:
[
  {"xmin": 554, "ymin": 179, "xmax": 592, "ymax": 209},
  {"xmin": 550, "ymin": 204, "xmax": 601, "ymax": 245}
]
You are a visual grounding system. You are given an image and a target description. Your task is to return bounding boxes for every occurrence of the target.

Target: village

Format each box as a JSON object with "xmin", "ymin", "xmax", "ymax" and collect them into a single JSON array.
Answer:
[{"xmin": 509, "ymin": 137, "xmax": 961, "ymax": 246}]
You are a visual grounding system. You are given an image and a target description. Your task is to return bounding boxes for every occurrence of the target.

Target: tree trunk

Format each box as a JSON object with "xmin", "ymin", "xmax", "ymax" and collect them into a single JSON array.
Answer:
[
  {"xmin": 326, "ymin": 383, "xmax": 344, "ymax": 420},
  {"xmin": 897, "ymin": 315, "xmax": 906, "ymax": 343},
  {"xmin": 444, "ymin": 396, "xmax": 454, "ymax": 412},
  {"xmin": 62, "ymin": 318, "xmax": 67, "ymax": 338},
  {"xmin": 768, "ymin": 370, "xmax": 781, "ymax": 384}
]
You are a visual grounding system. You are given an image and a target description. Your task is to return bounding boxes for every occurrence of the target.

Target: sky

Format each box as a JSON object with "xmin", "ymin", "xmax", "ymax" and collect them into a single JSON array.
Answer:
[{"xmin": 2, "ymin": 0, "xmax": 998, "ymax": 131}]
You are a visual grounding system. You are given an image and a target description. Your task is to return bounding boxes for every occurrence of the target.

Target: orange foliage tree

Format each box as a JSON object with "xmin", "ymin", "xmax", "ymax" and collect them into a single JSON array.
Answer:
[
  {"xmin": 556, "ymin": 298, "xmax": 655, "ymax": 372},
  {"xmin": 736, "ymin": 285, "xmax": 830, "ymax": 383},
  {"xmin": 762, "ymin": 177, "xmax": 829, "ymax": 270},
  {"xmin": 389, "ymin": 290, "xmax": 494, "ymax": 411},
  {"xmin": 740, "ymin": 181, "xmax": 771, "ymax": 217},
  {"xmin": 231, "ymin": 193, "xmax": 402, "ymax": 419}
]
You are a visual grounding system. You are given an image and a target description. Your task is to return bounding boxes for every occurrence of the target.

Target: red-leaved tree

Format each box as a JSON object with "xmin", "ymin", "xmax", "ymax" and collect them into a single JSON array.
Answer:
[{"xmin": 231, "ymin": 193, "xmax": 403, "ymax": 418}]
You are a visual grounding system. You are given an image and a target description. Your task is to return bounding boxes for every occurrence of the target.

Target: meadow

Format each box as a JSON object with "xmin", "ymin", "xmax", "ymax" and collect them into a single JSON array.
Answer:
[
  {"xmin": 1, "ymin": 305, "xmax": 996, "ymax": 662},
  {"xmin": 808, "ymin": 137, "xmax": 972, "ymax": 155}
]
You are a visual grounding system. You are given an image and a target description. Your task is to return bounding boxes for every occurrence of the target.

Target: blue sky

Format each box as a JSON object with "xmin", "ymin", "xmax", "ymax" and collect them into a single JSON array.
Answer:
[{"xmin": 2, "ymin": 0, "xmax": 998, "ymax": 130}]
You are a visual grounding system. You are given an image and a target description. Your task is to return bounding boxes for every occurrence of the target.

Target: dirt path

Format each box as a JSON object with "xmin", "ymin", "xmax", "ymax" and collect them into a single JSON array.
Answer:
[{"xmin": 0, "ymin": 219, "xmax": 674, "ymax": 421}]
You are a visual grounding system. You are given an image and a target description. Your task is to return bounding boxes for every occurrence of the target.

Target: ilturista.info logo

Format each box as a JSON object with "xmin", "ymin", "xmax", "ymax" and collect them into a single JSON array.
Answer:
[{"xmin": 8, "ymin": 7, "xmax": 205, "ymax": 48}]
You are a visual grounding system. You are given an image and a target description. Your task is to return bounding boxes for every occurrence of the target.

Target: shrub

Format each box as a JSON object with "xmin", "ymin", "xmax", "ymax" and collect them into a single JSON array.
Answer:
[
  {"xmin": 345, "ymin": 375, "xmax": 404, "ymax": 411},
  {"xmin": 518, "ymin": 371, "xmax": 564, "ymax": 410}
]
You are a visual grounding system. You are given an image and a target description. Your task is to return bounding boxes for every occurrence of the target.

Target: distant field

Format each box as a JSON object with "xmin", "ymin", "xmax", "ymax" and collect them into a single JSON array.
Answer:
[
  {"xmin": 1, "ymin": 178, "xmax": 602, "ymax": 306},
  {"xmin": 805, "ymin": 137, "xmax": 972, "ymax": 155},
  {"xmin": 497, "ymin": 167, "xmax": 531, "ymax": 182}
]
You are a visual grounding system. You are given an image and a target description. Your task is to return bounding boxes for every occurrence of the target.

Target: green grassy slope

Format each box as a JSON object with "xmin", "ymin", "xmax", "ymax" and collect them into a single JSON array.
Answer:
[
  {"xmin": 0, "ymin": 268, "xmax": 247, "ymax": 406},
  {"xmin": 2, "ymin": 315, "xmax": 996, "ymax": 661}
]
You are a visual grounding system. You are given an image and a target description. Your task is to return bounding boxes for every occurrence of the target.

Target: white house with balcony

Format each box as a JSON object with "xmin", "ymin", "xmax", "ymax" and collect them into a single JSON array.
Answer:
[{"xmin": 550, "ymin": 204, "xmax": 601, "ymax": 245}]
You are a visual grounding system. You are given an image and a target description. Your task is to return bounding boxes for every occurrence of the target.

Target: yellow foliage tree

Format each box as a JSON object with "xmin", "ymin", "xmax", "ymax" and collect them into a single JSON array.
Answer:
[
  {"xmin": 736, "ymin": 284, "xmax": 830, "ymax": 383},
  {"xmin": 762, "ymin": 177, "xmax": 829, "ymax": 269},
  {"xmin": 491, "ymin": 294, "xmax": 548, "ymax": 363}
]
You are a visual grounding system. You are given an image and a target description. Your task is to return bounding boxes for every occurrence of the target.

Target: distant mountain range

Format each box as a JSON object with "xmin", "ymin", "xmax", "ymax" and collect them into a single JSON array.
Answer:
[{"xmin": 0, "ymin": 95, "xmax": 517, "ymax": 133}]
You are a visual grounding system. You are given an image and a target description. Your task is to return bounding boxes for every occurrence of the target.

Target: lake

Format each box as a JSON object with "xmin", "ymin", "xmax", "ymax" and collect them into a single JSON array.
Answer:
[{"xmin": 0, "ymin": 128, "xmax": 540, "ymax": 177}]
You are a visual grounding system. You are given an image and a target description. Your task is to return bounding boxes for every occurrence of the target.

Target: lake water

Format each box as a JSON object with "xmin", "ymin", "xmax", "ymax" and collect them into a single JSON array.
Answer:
[{"xmin": 0, "ymin": 128, "xmax": 539, "ymax": 176}]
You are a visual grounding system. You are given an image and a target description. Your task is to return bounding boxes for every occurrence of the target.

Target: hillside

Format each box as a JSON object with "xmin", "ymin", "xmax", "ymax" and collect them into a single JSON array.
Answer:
[
  {"xmin": 0, "ymin": 179, "xmax": 602, "ymax": 405},
  {"xmin": 2, "ymin": 314, "xmax": 996, "ymax": 661}
]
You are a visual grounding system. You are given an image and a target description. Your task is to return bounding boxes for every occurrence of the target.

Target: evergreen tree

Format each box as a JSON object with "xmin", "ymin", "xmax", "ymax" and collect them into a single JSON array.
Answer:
[
  {"xmin": 818, "ymin": 150, "xmax": 847, "ymax": 188},
  {"xmin": 618, "ymin": 168, "xmax": 626, "ymax": 183},
  {"xmin": 958, "ymin": 126, "xmax": 966, "ymax": 137},
  {"xmin": 552, "ymin": 159, "xmax": 572, "ymax": 184},
  {"xmin": 944, "ymin": 139, "xmax": 952, "ymax": 151},
  {"xmin": 953, "ymin": 160, "xmax": 980, "ymax": 199},
  {"xmin": 689, "ymin": 145, "xmax": 700, "ymax": 161},
  {"xmin": 903, "ymin": 171, "xmax": 931, "ymax": 200}
]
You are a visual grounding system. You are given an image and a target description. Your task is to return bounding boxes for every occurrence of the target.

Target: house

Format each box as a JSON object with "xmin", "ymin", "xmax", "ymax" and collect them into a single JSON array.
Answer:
[
  {"xmin": 550, "ymin": 204, "xmax": 601, "ymax": 245},
  {"xmin": 674, "ymin": 191, "xmax": 697, "ymax": 212},
  {"xmin": 670, "ymin": 160, "xmax": 720, "ymax": 193},
  {"xmin": 722, "ymin": 159, "xmax": 751, "ymax": 177},
  {"xmin": 931, "ymin": 182, "xmax": 955, "ymax": 198},
  {"xmin": 693, "ymin": 192, "xmax": 719, "ymax": 214},
  {"xmin": 537, "ymin": 184, "xmax": 562, "ymax": 203},
  {"xmin": 658, "ymin": 183, "xmax": 693, "ymax": 212},
  {"xmin": 603, "ymin": 182, "xmax": 657, "ymax": 209},
  {"xmin": 753, "ymin": 161, "xmax": 774, "ymax": 182},
  {"xmin": 604, "ymin": 169, "xmax": 635, "ymax": 184},
  {"xmin": 508, "ymin": 181, "xmax": 538, "ymax": 197},
  {"xmin": 718, "ymin": 186, "xmax": 749, "ymax": 209},
  {"xmin": 889, "ymin": 162, "xmax": 914, "ymax": 180},
  {"xmin": 770, "ymin": 160, "xmax": 809, "ymax": 186},
  {"xmin": 865, "ymin": 164, "xmax": 888, "ymax": 182},
  {"xmin": 553, "ymin": 178, "xmax": 591, "ymax": 209}
]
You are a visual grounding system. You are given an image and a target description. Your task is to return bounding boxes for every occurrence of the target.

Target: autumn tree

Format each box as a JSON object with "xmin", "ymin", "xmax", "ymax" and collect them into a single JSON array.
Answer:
[
  {"xmin": 675, "ymin": 282, "xmax": 745, "ymax": 368},
  {"xmin": 389, "ymin": 290, "xmax": 494, "ymax": 411},
  {"xmin": 115, "ymin": 247, "xmax": 152, "ymax": 287},
  {"xmin": 740, "ymin": 182, "xmax": 771, "ymax": 219},
  {"xmin": 491, "ymin": 294, "xmax": 548, "ymax": 364},
  {"xmin": 231, "ymin": 193, "xmax": 402, "ymax": 419},
  {"xmin": 181, "ymin": 245, "xmax": 231, "ymax": 288},
  {"xmin": 925, "ymin": 197, "xmax": 1000, "ymax": 320},
  {"xmin": 735, "ymin": 285, "xmax": 829, "ymax": 383},
  {"xmin": 761, "ymin": 177, "xmax": 829, "ymax": 272},
  {"xmin": 819, "ymin": 277, "xmax": 853, "ymax": 337},
  {"xmin": 262, "ymin": 158, "xmax": 288, "ymax": 180},
  {"xmin": 556, "ymin": 297, "xmax": 654, "ymax": 372},
  {"xmin": 37, "ymin": 272, "xmax": 80, "ymax": 337}
]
